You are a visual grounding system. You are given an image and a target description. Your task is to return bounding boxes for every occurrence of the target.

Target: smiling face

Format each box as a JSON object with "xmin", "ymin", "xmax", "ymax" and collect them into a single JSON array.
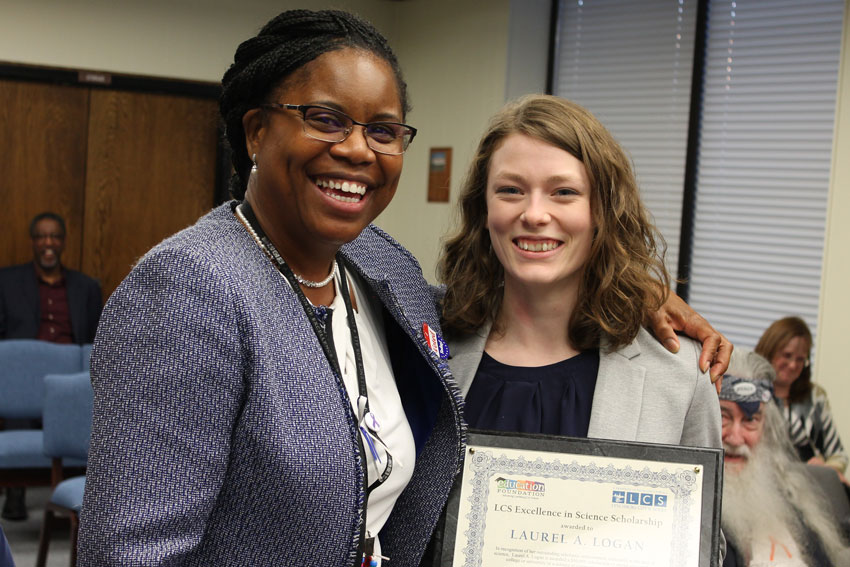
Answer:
[
  {"xmin": 770, "ymin": 336, "xmax": 809, "ymax": 389},
  {"xmin": 485, "ymin": 133, "xmax": 594, "ymax": 295},
  {"xmin": 31, "ymin": 218, "xmax": 66, "ymax": 271},
  {"xmin": 720, "ymin": 399, "xmax": 765, "ymax": 472},
  {"xmin": 242, "ymin": 48, "xmax": 404, "ymax": 274}
]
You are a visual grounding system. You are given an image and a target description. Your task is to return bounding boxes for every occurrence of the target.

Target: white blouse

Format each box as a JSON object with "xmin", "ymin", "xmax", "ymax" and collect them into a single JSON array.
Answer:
[{"xmin": 328, "ymin": 270, "xmax": 416, "ymax": 564}]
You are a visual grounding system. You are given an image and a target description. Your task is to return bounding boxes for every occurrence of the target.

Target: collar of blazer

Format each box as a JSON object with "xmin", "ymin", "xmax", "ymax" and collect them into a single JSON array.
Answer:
[{"xmin": 447, "ymin": 321, "xmax": 649, "ymax": 441}]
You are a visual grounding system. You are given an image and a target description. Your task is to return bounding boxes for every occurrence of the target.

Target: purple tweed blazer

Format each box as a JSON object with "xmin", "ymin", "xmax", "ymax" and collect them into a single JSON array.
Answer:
[{"xmin": 79, "ymin": 204, "xmax": 465, "ymax": 566}]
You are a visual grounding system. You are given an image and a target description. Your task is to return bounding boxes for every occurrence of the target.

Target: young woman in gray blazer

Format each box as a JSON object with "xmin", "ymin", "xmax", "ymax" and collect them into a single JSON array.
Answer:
[{"xmin": 439, "ymin": 94, "xmax": 722, "ymax": 452}]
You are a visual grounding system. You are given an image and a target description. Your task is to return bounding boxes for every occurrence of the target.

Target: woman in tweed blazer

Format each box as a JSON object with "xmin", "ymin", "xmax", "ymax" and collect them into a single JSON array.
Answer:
[{"xmin": 78, "ymin": 10, "xmax": 464, "ymax": 567}]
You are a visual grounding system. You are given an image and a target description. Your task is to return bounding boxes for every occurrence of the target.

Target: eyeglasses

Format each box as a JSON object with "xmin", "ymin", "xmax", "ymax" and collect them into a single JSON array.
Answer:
[
  {"xmin": 778, "ymin": 351, "xmax": 810, "ymax": 368},
  {"xmin": 262, "ymin": 103, "xmax": 416, "ymax": 155}
]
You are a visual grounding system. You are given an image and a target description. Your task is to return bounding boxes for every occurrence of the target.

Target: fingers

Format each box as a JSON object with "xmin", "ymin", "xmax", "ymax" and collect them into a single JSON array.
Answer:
[
  {"xmin": 664, "ymin": 336, "xmax": 681, "ymax": 353},
  {"xmin": 709, "ymin": 336, "xmax": 733, "ymax": 382},
  {"xmin": 649, "ymin": 289, "xmax": 734, "ymax": 384},
  {"xmin": 698, "ymin": 334, "xmax": 721, "ymax": 375},
  {"xmin": 647, "ymin": 310, "xmax": 681, "ymax": 354},
  {"xmin": 701, "ymin": 332, "xmax": 732, "ymax": 390},
  {"xmin": 669, "ymin": 297, "xmax": 731, "ymax": 382}
]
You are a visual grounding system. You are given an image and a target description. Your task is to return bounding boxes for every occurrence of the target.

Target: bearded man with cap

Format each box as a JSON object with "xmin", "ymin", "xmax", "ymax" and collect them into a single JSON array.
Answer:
[{"xmin": 720, "ymin": 349, "xmax": 850, "ymax": 566}]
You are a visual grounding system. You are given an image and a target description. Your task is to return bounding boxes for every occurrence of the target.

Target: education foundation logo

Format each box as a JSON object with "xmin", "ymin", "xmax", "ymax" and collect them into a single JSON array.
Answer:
[
  {"xmin": 495, "ymin": 477, "xmax": 546, "ymax": 498},
  {"xmin": 611, "ymin": 490, "xmax": 667, "ymax": 508}
]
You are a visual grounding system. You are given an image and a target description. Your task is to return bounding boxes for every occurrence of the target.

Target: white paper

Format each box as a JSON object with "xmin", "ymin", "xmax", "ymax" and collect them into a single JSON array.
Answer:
[{"xmin": 452, "ymin": 445, "xmax": 704, "ymax": 567}]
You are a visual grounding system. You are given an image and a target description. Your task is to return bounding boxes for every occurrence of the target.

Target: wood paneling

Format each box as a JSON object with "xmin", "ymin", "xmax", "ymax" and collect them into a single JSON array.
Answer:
[
  {"xmin": 82, "ymin": 91, "xmax": 218, "ymax": 302},
  {"xmin": 0, "ymin": 77, "xmax": 219, "ymax": 304},
  {"xmin": 0, "ymin": 81, "xmax": 89, "ymax": 269}
]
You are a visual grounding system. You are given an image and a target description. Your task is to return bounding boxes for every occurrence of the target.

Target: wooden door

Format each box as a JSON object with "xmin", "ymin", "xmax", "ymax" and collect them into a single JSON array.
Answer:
[
  {"xmin": 82, "ymin": 90, "xmax": 219, "ymax": 302},
  {"xmin": 0, "ymin": 81, "xmax": 89, "ymax": 269}
]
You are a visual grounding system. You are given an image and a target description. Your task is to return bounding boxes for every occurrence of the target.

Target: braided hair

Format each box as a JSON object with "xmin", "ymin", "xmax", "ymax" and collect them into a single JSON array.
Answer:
[{"xmin": 220, "ymin": 9, "xmax": 410, "ymax": 199}]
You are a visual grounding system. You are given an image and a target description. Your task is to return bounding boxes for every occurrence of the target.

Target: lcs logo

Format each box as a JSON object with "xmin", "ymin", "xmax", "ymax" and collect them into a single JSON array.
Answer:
[{"xmin": 612, "ymin": 490, "xmax": 667, "ymax": 507}]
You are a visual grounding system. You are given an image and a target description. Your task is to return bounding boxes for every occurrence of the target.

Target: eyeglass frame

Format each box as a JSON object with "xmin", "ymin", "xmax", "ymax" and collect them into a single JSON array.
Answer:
[
  {"xmin": 777, "ymin": 350, "xmax": 810, "ymax": 368},
  {"xmin": 260, "ymin": 103, "xmax": 417, "ymax": 155}
]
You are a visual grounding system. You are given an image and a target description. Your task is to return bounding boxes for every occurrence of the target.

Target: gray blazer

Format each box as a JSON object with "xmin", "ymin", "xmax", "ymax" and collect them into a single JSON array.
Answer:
[
  {"xmin": 444, "ymin": 322, "xmax": 725, "ymax": 566},
  {"xmin": 448, "ymin": 322, "xmax": 721, "ymax": 447}
]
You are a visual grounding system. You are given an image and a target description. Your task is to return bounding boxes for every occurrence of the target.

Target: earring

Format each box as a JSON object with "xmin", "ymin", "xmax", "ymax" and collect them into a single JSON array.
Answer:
[{"xmin": 251, "ymin": 153, "xmax": 258, "ymax": 174}]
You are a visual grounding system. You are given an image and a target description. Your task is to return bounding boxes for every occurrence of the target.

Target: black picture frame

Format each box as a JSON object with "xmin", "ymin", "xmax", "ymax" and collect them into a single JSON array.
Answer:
[{"xmin": 438, "ymin": 429, "xmax": 723, "ymax": 567}]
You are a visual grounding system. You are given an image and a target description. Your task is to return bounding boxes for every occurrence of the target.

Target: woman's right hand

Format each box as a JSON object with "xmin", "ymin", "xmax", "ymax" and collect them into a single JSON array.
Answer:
[{"xmin": 646, "ymin": 290, "xmax": 733, "ymax": 392}]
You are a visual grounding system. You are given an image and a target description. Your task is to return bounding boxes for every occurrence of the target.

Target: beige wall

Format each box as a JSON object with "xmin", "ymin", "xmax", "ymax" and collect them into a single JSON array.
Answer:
[
  {"xmin": 816, "ymin": 0, "xmax": 850, "ymax": 452},
  {"xmin": 373, "ymin": 0, "xmax": 510, "ymax": 279},
  {"xmin": 0, "ymin": 0, "xmax": 393, "ymax": 82}
]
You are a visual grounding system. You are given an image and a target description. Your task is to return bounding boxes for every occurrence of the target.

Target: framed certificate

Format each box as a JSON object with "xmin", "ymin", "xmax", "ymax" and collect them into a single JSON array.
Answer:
[{"xmin": 438, "ymin": 430, "xmax": 723, "ymax": 567}]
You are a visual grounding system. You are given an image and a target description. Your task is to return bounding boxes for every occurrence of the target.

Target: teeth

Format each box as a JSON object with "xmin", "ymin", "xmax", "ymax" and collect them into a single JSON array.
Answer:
[
  {"xmin": 317, "ymin": 178, "xmax": 366, "ymax": 196},
  {"xmin": 517, "ymin": 240, "xmax": 559, "ymax": 252},
  {"xmin": 328, "ymin": 193, "xmax": 360, "ymax": 203}
]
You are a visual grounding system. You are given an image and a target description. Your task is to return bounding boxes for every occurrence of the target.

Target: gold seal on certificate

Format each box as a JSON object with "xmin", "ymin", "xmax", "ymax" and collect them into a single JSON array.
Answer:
[{"xmin": 439, "ymin": 431, "xmax": 722, "ymax": 567}]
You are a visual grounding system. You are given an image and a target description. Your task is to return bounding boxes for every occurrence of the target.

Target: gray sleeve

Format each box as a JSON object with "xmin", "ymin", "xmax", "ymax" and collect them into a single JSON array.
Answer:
[{"xmin": 679, "ymin": 337, "xmax": 723, "ymax": 450}]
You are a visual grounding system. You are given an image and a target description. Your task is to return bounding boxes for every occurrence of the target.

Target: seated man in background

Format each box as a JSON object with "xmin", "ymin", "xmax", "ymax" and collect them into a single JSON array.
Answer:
[
  {"xmin": 721, "ymin": 349, "xmax": 850, "ymax": 566},
  {"xmin": 0, "ymin": 212, "xmax": 102, "ymax": 344},
  {"xmin": 0, "ymin": 212, "xmax": 102, "ymax": 520}
]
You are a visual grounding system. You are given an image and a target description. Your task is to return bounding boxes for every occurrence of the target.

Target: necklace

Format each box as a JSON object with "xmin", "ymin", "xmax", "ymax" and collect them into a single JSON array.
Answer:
[
  {"xmin": 235, "ymin": 203, "xmax": 336, "ymax": 288},
  {"xmin": 293, "ymin": 263, "xmax": 337, "ymax": 288}
]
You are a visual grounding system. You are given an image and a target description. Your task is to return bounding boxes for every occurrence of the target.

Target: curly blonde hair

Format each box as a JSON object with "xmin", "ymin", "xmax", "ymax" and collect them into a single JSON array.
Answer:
[{"xmin": 438, "ymin": 95, "xmax": 669, "ymax": 350}]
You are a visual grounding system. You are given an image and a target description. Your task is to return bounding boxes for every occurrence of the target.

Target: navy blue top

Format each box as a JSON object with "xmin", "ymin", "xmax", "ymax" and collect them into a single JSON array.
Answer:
[{"xmin": 464, "ymin": 350, "xmax": 600, "ymax": 436}]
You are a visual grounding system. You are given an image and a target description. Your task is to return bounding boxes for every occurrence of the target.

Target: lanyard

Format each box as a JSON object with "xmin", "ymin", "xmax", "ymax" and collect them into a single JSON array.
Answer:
[
  {"xmin": 237, "ymin": 202, "xmax": 363, "ymax": 385},
  {"xmin": 237, "ymin": 201, "xmax": 392, "ymax": 560}
]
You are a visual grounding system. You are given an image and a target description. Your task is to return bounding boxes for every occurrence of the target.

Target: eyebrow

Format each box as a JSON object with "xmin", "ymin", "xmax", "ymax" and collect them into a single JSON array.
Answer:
[
  {"xmin": 490, "ymin": 172, "xmax": 584, "ymax": 187},
  {"xmin": 308, "ymin": 100, "xmax": 402, "ymax": 123},
  {"xmin": 719, "ymin": 407, "xmax": 762, "ymax": 419}
]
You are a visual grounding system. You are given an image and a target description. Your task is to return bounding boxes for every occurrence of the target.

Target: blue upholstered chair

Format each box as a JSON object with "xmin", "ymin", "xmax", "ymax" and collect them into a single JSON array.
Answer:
[
  {"xmin": 35, "ymin": 371, "xmax": 93, "ymax": 567},
  {"xmin": 0, "ymin": 340, "xmax": 89, "ymax": 489}
]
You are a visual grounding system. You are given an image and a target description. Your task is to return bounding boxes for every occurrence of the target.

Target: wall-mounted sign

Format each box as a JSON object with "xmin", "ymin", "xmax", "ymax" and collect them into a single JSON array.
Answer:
[{"xmin": 428, "ymin": 147, "xmax": 451, "ymax": 202}]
